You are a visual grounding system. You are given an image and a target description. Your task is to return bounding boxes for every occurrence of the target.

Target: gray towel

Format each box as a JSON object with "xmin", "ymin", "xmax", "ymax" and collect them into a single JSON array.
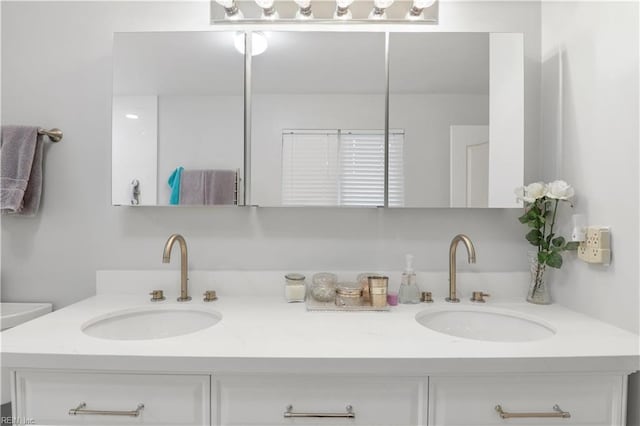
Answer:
[
  {"xmin": 179, "ymin": 169, "xmax": 236, "ymax": 205},
  {"xmin": 0, "ymin": 126, "xmax": 44, "ymax": 216}
]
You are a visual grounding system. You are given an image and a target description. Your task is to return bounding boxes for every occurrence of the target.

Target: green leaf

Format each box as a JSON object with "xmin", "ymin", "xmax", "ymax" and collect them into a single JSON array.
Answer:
[
  {"xmin": 547, "ymin": 251, "xmax": 563, "ymax": 268},
  {"xmin": 565, "ymin": 241, "xmax": 580, "ymax": 251},
  {"xmin": 518, "ymin": 213, "xmax": 529, "ymax": 224},
  {"xmin": 526, "ymin": 230, "xmax": 542, "ymax": 245},
  {"xmin": 537, "ymin": 251, "xmax": 549, "ymax": 264},
  {"xmin": 552, "ymin": 236, "xmax": 566, "ymax": 247}
]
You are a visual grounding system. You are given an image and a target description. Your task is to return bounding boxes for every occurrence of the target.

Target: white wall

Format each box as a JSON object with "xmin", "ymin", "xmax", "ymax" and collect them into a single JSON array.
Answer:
[
  {"xmin": 1, "ymin": 1, "xmax": 540, "ymax": 309},
  {"xmin": 540, "ymin": 2, "xmax": 639, "ymax": 423},
  {"xmin": 541, "ymin": 0, "xmax": 639, "ymax": 336}
]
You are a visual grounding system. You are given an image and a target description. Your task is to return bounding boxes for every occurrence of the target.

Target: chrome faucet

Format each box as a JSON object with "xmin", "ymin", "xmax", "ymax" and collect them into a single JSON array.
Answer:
[
  {"xmin": 447, "ymin": 234, "xmax": 476, "ymax": 303},
  {"xmin": 162, "ymin": 234, "xmax": 191, "ymax": 302}
]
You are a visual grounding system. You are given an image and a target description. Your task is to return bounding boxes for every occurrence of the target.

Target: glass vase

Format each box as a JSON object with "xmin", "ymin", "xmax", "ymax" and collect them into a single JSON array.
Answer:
[{"xmin": 526, "ymin": 252, "xmax": 551, "ymax": 305}]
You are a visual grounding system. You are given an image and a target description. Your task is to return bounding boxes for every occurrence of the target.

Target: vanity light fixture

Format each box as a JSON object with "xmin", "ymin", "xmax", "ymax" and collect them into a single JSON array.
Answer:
[
  {"xmin": 215, "ymin": 0, "xmax": 243, "ymax": 19},
  {"xmin": 334, "ymin": 0, "xmax": 354, "ymax": 19},
  {"xmin": 294, "ymin": 0, "xmax": 313, "ymax": 19},
  {"xmin": 369, "ymin": 0, "xmax": 394, "ymax": 19},
  {"xmin": 406, "ymin": 0, "xmax": 436, "ymax": 20},
  {"xmin": 125, "ymin": 114, "xmax": 139, "ymax": 120},
  {"xmin": 255, "ymin": 0, "xmax": 279, "ymax": 19},
  {"xmin": 234, "ymin": 32, "xmax": 268, "ymax": 56}
]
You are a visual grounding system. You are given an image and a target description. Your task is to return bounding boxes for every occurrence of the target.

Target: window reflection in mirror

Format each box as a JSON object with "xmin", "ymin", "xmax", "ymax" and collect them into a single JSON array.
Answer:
[
  {"xmin": 112, "ymin": 31, "xmax": 244, "ymax": 206},
  {"xmin": 251, "ymin": 32, "xmax": 387, "ymax": 207}
]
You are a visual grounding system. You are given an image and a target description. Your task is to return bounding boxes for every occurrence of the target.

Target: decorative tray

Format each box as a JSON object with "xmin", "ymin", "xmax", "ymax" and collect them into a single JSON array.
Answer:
[{"xmin": 305, "ymin": 297, "xmax": 390, "ymax": 312}]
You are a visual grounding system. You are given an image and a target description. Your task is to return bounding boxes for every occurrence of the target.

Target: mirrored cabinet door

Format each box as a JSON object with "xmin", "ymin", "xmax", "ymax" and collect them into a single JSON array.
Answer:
[
  {"xmin": 388, "ymin": 32, "xmax": 523, "ymax": 208},
  {"xmin": 250, "ymin": 32, "xmax": 386, "ymax": 207},
  {"xmin": 112, "ymin": 31, "xmax": 244, "ymax": 206}
]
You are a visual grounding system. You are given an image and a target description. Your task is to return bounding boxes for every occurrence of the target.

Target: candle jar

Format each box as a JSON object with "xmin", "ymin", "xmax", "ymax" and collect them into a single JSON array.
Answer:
[
  {"xmin": 284, "ymin": 273, "xmax": 306, "ymax": 303},
  {"xmin": 368, "ymin": 276, "xmax": 389, "ymax": 308},
  {"xmin": 335, "ymin": 282, "xmax": 362, "ymax": 307}
]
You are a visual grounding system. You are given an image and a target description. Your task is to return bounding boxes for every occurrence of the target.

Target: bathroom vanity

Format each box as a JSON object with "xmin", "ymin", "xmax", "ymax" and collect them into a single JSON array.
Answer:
[{"xmin": 2, "ymin": 271, "xmax": 638, "ymax": 425}]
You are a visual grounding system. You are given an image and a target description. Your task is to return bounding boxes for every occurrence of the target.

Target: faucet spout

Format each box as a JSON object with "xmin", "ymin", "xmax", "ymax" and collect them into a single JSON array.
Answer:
[
  {"xmin": 447, "ymin": 234, "xmax": 476, "ymax": 303},
  {"xmin": 162, "ymin": 233, "xmax": 191, "ymax": 302}
]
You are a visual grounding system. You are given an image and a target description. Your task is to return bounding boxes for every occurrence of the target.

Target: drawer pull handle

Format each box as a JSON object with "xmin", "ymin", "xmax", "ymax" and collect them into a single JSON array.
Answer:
[
  {"xmin": 495, "ymin": 404, "xmax": 571, "ymax": 419},
  {"xmin": 68, "ymin": 402, "xmax": 144, "ymax": 417},
  {"xmin": 284, "ymin": 404, "xmax": 355, "ymax": 419}
]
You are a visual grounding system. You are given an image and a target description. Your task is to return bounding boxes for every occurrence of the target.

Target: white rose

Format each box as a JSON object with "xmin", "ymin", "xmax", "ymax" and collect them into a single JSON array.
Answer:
[
  {"xmin": 515, "ymin": 182, "xmax": 547, "ymax": 203},
  {"xmin": 546, "ymin": 180, "xmax": 575, "ymax": 200}
]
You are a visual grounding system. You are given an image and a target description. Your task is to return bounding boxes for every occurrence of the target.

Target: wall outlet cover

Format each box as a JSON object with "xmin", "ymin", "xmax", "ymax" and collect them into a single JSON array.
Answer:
[{"xmin": 578, "ymin": 227, "xmax": 611, "ymax": 264}]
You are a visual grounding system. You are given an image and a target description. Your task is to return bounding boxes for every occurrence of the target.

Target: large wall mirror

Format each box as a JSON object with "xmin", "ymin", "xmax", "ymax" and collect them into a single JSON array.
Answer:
[
  {"xmin": 112, "ymin": 31, "xmax": 244, "ymax": 206},
  {"xmin": 111, "ymin": 30, "xmax": 523, "ymax": 208}
]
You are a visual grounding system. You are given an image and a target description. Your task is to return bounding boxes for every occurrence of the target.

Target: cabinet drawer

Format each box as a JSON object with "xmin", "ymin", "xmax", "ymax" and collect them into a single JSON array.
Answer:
[
  {"xmin": 429, "ymin": 374, "xmax": 625, "ymax": 426},
  {"xmin": 213, "ymin": 374, "xmax": 427, "ymax": 426},
  {"xmin": 14, "ymin": 370, "xmax": 210, "ymax": 425}
]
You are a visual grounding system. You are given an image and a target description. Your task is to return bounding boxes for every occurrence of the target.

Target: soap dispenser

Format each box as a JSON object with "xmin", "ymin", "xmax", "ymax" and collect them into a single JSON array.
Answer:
[{"xmin": 398, "ymin": 254, "xmax": 420, "ymax": 304}]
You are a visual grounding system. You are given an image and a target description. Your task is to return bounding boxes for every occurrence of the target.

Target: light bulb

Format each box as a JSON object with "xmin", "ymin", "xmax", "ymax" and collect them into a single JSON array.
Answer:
[
  {"xmin": 369, "ymin": 0, "xmax": 393, "ymax": 19},
  {"xmin": 414, "ymin": 0, "xmax": 436, "ymax": 7},
  {"xmin": 374, "ymin": 0, "xmax": 394, "ymax": 8},
  {"xmin": 294, "ymin": 0, "xmax": 313, "ymax": 19},
  {"xmin": 215, "ymin": 0, "xmax": 243, "ymax": 19},
  {"xmin": 254, "ymin": 0, "xmax": 278, "ymax": 19},
  {"xmin": 234, "ymin": 32, "xmax": 268, "ymax": 56},
  {"xmin": 334, "ymin": 0, "xmax": 353, "ymax": 19},
  {"xmin": 406, "ymin": 0, "xmax": 436, "ymax": 19}
]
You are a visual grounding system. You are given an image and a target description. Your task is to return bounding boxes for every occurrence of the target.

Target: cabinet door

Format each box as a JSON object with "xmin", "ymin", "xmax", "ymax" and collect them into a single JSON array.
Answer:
[
  {"xmin": 213, "ymin": 374, "xmax": 426, "ymax": 426},
  {"xmin": 429, "ymin": 374, "xmax": 626, "ymax": 426},
  {"xmin": 14, "ymin": 370, "xmax": 210, "ymax": 425}
]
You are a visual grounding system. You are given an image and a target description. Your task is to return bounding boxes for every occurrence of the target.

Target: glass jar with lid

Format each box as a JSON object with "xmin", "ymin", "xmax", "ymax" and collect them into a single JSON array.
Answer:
[
  {"xmin": 284, "ymin": 273, "xmax": 306, "ymax": 303},
  {"xmin": 335, "ymin": 282, "xmax": 362, "ymax": 307}
]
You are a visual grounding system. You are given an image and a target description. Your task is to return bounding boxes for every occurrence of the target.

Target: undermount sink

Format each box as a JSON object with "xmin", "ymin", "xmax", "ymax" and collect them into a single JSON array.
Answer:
[
  {"xmin": 82, "ymin": 305, "xmax": 222, "ymax": 340},
  {"xmin": 1, "ymin": 302, "xmax": 53, "ymax": 331},
  {"xmin": 415, "ymin": 307, "xmax": 555, "ymax": 342}
]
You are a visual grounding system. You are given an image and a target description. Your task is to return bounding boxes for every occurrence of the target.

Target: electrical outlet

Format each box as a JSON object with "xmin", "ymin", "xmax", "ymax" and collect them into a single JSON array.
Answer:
[{"xmin": 578, "ymin": 227, "xmax": 611, "ymax": 264}]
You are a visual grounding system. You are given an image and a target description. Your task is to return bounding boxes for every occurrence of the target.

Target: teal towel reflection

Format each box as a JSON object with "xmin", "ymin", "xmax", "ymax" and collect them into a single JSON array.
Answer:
[{"xmin": 168, "ymin": 166, "xmax": 184, "ymax": 205}]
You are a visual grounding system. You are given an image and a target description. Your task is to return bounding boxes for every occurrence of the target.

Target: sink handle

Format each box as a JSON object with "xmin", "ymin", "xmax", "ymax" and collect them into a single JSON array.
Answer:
[
  {"xmin": 149, "ymin": 290, "xmax": 165, "ymax": 302},
  {"xmin": 470, "ymin": 291, "xmax": 490, "ymax": 303}
]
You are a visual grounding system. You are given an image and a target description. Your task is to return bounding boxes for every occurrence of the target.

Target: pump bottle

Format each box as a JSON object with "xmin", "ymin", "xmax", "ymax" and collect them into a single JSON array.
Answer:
[{"xmin": 398, "ymin": 254, "xmax": 420, "ymax": 304}]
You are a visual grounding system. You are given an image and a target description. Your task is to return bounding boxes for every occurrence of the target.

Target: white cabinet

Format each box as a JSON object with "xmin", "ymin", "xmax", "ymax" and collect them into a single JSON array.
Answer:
[
  {"xmin": 14, "ymin": 370, "xmax": 210, "ymax": 425},
  {"xmin": 428, "ymin": 374, "xmax": 627, "ymax": 426},
  {"xmin": 212, "ymin": 374, "xmax": 427, "ymax": 426},
  {"xmin": 11, "ymin": 370, "xmax": 629, "ymax": 426}
]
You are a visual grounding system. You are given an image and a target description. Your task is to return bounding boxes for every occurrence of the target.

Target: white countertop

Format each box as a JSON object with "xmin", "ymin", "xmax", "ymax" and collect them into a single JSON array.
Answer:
[{"xmin": 2, "ymin": 288, "xmax": 638, "ymax": 375}]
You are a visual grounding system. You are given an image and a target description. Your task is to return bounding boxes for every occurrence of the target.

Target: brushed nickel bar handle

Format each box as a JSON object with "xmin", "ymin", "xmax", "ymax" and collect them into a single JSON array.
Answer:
[
  {"xmin": 495, "ymin": 404, "xmax": 571, "ymax": 419},
  {"xmin": 284, "ymin": 404, "xmax": 355, "ymax": 419},
  {"xmin": 68, "ymin": 402, "xmax": 144, "ymax": 417}
]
